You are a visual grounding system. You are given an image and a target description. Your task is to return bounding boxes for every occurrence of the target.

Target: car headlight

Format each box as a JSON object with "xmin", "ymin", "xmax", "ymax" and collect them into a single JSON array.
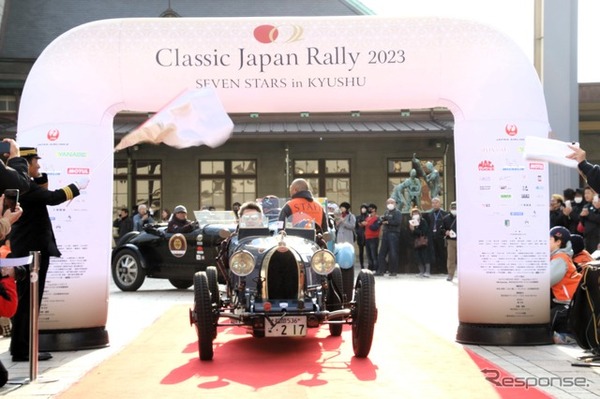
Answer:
[
  {"xmin": 310, "ymin": 249, "xmax": 336, "ymax": 275},
  {"xmin": 230, "ymin": 250, "xmax": 255, "ymax": 277}
]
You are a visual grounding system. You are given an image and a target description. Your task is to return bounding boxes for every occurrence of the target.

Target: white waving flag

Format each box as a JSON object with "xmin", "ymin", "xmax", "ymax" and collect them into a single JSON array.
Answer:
[
  {"xmin": 523, "ymin": 136, "xmax": 579, "ymax": 168},
  {"xmin": 115, "ymin": 87, "xmax": 234, "ymax": 151}
]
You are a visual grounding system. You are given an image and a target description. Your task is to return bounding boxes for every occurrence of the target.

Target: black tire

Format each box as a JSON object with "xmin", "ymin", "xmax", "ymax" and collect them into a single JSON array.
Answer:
[
  {"xmin": 168, "ymin": 278, "xmax": 193, "ymax": 289},
  {"xmin": 341, "ymin": 267, "xmax": 355, "ymax": 304},
  {"xmin": 112, "ymin": 249, "xmax": 146, "ymax": 291},
  {"xmin": 194, "ymin": 272, "xmax": 216, "ymax": 361},
  {"xmin": 327, "ymin": 266, "xmax": 344, "ymax": 337},
  {"xmin": 352, "ymin": 270, "xmax": 377, "ymax": 358},
  {"xmin": 206, "ymin": 266, "xmax": 220, "ymax": 306}
]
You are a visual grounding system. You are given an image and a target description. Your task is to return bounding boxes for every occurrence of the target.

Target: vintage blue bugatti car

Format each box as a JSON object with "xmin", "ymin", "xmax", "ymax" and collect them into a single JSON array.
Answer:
[{"xmin": 189, "ymin": 205, "xmax": 377, "ymax": 360}]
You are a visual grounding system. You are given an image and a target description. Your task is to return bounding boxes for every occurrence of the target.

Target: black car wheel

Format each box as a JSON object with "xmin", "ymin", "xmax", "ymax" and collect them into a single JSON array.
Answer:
[
  {"xmin": 112, "ymin": 249, "xmax": 146, "ymax": 291},
  {"xmin": 194, "ymin": 271, "xmax": 216, "ymax": 361},
  {"xmin": 327, "ymin": 265, "xmax": 344, "ymax": 337},
  {"xmin": 352, "ymin": 270, "xmax": 377, "ymax": 358},
  {"xmin": 206, "ymin": 266, "xmax": 220, "ymax": 306},
  {"xmin": 168, "ymin": 279, "xmax": 193, "ymax": 289}
]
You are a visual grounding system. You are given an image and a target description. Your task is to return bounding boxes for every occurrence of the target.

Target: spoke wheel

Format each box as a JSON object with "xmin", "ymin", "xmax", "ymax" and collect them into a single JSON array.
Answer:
[{"xmin": 111, "ymin": 249, "xmax": 146, "ymax": 291}]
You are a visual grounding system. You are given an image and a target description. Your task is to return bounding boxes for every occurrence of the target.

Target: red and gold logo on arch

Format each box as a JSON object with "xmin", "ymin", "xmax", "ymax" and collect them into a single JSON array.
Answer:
[{"xmin": 253, "ymin": 24, "xmax": 303, "ymax": 44}]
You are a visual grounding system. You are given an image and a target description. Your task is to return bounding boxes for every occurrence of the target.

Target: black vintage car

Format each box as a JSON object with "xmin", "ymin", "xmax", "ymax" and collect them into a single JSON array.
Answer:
[
  {"xmin": 189, "ymin": 205, "xmax": 377, "ymax": 360},
  {"xmin": 111, "ymin": 211, "xmax": 237, "ymax": 291}
]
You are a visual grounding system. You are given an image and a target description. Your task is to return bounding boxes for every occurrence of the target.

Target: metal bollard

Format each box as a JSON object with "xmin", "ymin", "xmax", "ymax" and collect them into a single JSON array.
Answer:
[{"xmin": 28, "ymin": 251, "xmax": 40, "ymax": 382}]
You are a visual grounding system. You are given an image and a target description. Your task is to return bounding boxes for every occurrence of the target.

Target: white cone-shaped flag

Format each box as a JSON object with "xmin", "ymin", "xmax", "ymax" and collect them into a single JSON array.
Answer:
[{"xmin": 115, "ymin": 87, "xmax": 233, "ymax": 151}]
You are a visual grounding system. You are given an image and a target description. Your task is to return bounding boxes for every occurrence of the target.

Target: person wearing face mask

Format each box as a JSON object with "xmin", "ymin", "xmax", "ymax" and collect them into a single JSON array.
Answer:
[
  {"xmin": 563, "ymin": 188, "xmax": 584, "ymax": 234},
  {"xmin": 355, "ymin": 203, "xmax": 369, "ymax": 269},
  {"xmin": 376, "ymin": 198, "xmax": 402, "ymax": 277},
  {"xmin": 409, "ymin": 207, "xmax": 432, "ymax": 277},
  {"xmin": 441, "ymin": 201, "xmax": 458, "ymax": 282}
]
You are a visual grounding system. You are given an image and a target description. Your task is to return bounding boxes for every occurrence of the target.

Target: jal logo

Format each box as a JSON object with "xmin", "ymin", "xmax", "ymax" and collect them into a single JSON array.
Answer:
[
  {"xmin": 478, "ymin": 160, "xmax": 494, "ymax": 171},
  {"xmin": 47, "ymin": 129, "xmax": 60, "ymax": 141},
  {"xmin": 505, "ymin": 124, "xmax": 518, "ymax": 136},
  {"xmin": 254, "ymin": 24, "xmax": 303, "ymax": 44},
  {"xmin": 529, "ymin": 162, "xmax": 544, "ymax": 170}
]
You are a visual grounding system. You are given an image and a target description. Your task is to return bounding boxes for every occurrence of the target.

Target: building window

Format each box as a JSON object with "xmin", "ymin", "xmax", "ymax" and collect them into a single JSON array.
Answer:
[
  {"xmin": 293, "ymin": 159, "xmax": 350, "ymax": 204},
  {"xmin": 0, "ymin": 95, "xmax": 17, "ymax": 112},
  {"xmin": 136, "ymin": 160, "xmax": 162, "ymax": 213},
  {"xmin": 113, "ymin": 160, "xmax": 128, "ymax": 214},
  {"xmin": 113, "ymin": 159, "xmax": 162, "ymax": 214},
  {"xmin": 199, "ymin": 160, "xmax": 257, "ymax": 210},
  {"xmin": 387, "ymin": 157, "xmax": 444, "ymax": 212}
]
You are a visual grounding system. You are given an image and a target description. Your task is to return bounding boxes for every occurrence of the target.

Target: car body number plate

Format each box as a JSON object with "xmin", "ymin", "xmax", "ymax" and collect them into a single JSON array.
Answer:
[{"xmin": 265, "ymin": 316, "xmax": 307, "ymax": 337}]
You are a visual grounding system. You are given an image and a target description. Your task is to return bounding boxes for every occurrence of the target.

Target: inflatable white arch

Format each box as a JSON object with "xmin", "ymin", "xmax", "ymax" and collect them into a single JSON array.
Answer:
[{"xmin": 17, "ymin": 16, "xmax": 551, "ymax": 348}]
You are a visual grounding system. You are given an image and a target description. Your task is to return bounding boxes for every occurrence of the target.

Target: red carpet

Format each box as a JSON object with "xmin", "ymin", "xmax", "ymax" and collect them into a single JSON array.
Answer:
[
  {"xmin": 465, "ymin": 348, "xmax": 552, "ymax": 399},
  {"xmin": 55, "ymin": 304, "xmax": 550, "ymax": 398}
]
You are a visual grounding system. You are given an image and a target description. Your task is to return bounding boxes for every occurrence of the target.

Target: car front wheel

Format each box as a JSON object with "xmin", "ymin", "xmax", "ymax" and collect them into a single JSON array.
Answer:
[
  {"xmin": 112, "ymin": 249, "xmax": 146, "ymax": 291},
  {"xmin": 194, "ymin": 271, "xmax": 216, "ymax": 361}
]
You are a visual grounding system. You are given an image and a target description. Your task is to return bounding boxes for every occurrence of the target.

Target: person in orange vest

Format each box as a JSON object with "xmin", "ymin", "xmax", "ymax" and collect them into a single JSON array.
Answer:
[
  {"xmin": 549, "ymin": 226, "xmax": 582, "ymax": 343},
  {"xmin": 278, "ymin": 178, "xmax": 328, "ymax": 232}
]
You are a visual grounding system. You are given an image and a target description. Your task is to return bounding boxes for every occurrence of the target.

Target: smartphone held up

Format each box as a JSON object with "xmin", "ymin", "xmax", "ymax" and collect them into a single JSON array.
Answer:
[
  {"xmin": 3, "ymin": 189, "xmax": 19, "ymax": 212},
  {"xmin": 0, "ymin": 142, "xmax": 10, "ymax": 155}
]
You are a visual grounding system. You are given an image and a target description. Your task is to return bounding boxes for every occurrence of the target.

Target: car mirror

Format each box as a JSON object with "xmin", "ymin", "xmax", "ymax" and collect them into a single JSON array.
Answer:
[
  {"xmin": 219, "ymin": 229, "xmax": 231, "ymax": 239},
  {"xmin": 322, "ymin": 231, "xmax": 332, "ymax": 242}
]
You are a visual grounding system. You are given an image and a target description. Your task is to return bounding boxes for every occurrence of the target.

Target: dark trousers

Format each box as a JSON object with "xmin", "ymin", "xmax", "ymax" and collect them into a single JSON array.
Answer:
[
  {"xmin": 10, "ymin": 252, "xmax": 50, "ymax": 357},
  {"xmin": 431, "ymin": 236, "xmax": 447, "ymax": 274},
  {"xmin": 365, "ymin": 238, "xmax": 379, "ymax": 271},
  {"xmin": 377, "ymin": 231, "xmax": 400, "ymax": 275},
  {"xmin": 357, "ymin": 242, "xmax": 366, "ymax": 268}
]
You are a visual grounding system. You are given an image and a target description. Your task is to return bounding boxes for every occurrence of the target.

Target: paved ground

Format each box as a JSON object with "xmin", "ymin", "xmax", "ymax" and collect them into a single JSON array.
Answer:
[{"xmin": 0, "ymin": 269, "xmax": 599, "ymax": 398}]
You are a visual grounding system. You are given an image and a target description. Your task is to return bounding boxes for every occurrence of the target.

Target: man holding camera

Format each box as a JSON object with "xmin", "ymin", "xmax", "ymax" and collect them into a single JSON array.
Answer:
[{"xmin": 376, "ymin": 198, "xmax": 403, "ymax": 277}]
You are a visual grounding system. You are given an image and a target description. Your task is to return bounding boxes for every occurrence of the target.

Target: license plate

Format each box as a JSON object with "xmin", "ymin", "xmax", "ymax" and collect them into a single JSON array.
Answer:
[{"xmin": 265, "ymin": 316, "xmax": 307, "ymax": 337}]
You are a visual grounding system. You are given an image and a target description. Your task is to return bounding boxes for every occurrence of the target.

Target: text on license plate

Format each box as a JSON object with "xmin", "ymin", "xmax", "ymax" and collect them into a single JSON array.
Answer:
[{"xmin": 265, "ymin": 316, "xmax": 307, "ymax": 337}]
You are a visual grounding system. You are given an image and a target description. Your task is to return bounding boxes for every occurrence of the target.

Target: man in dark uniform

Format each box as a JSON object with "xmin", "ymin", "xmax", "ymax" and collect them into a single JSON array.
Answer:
[
  {"xmin": 278, "ymin": 178, "xmax": 328, "ymax": 231},
  {"xmin": 9, "ymin": 147, "xmax": 89, "ymax": 362}
]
